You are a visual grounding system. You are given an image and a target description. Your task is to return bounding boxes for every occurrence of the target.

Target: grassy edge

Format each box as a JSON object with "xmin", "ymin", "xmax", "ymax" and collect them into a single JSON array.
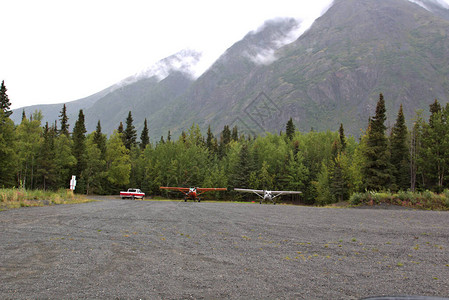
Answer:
[{"xmin": 0, "ymin": 188, "xmax": 96, "ymax": 210}]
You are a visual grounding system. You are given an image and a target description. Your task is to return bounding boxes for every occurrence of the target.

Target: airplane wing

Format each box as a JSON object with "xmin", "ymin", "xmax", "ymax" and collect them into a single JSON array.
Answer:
[
  {"xmin": 234, "ymin": 188, "xmax": 265, "ymax": 193},
  {"xmin": 234, "ymin": 188, "xmax": 265, "ymax": 198},
  {"xmin": 270, "ymin": 190, "xmax": 302, "ymax": 198},
  {"xmin": 271, "ymin": 190, "xmax": 302, "ymax": 195},
  {"xmin": 160, "ymin": 187, "xmax": 190, "ymax": 193}
]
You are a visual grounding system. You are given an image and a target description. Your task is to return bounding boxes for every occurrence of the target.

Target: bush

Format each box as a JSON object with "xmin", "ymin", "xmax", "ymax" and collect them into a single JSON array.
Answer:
[
  {"xmin": 349, "ymin": 192, "xmax": 364, "ymax": 205},
  {"xmin": 348, "ymin": 190, "xmax": 449, "ymax": 210}
]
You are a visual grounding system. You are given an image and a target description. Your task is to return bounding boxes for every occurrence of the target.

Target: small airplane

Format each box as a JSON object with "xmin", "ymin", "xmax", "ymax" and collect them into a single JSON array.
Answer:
[
  {"xmin": 160, "ymin": 187, "xmax": 227, "ymax": 202},
  {"xmin": 234, "ymin": 188, "xmax": 301, "ymax": 204}
]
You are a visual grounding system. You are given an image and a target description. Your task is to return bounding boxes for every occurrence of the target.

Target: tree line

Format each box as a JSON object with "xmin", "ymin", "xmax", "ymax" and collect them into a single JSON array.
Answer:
[{"xmin": 1, "ymin": 80, "xmax": 448, "ymax": 204}]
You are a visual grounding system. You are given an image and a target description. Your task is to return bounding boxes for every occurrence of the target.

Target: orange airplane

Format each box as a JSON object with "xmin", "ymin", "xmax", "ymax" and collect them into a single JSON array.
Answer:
[{"xmin": 159, "ymin": 187, "xmax": 227, "ymax": 202}]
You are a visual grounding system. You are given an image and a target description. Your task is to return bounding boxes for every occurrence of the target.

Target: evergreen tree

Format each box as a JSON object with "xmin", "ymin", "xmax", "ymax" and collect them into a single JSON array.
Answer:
[
  {"xmin": 390, "ymin": 104, "xmax": 409, "ymax": 191},
  {"xmin": 410, "ymin": 111, "xmax": 425, "ymax": 192},
  {"xmin": 117, "ymin": 122, "xmax": 124, "ymax": 134},
  {"xmin": 339, "ymin": 123, "xmax": 346, "ymax": 152},
  {"xmin": 59, "ymin": 104, "xmax": 69, "ymax": 136},
  {"xmin": 140, "ymin": 118, "xmax": 150, "ymax": 150},
  {"xmin": 286, "ymin": 117, "xmax": 295, "ymax": 140},
  {"xmin": 221, "ymin": 125, "xmax": 231, "ymax": 146},
  {"xmin": 231, "ymin": 126, "xmax": 239, "ymax": 142},
  {"xmin": 72, "ymin": 110, "xmax": 87, "ymax": 193},
  {"xmin": 21, "ymin": 110, "xmax": 26, "ymax": 121},
  {"xmin": 93, "ymin": 120, "xmax": 107, "ymax": 160},
  {"xmin": 231, "ymin": 143, "xmax": 253, "ymax": 188},
  {"xmin": 0, "ymin": 80, "xmax": 12, "ymax": 117},
  {"xmin": 420, "ymin": 101, "xmax": 449, "ymax": 191},
  {"xmin": 362, "ymin": 93, "xmax": 391, "ymax": 191},
  {"xmin": 167, "ymin": 130, "xmax": 171, "ymax": 143},
  {"xmin": 219, "ymin": 125, "xmax": 231, "ymax": 158},
  {"xmin": 206, "ymin": 125, "xmax": 214, "ymax": 152},
  {"xmin": 0, "ymin": 110, "xmax": 17, "ymax": 186},
  {"xmin": 329, "ymin": 153, "xmax": 350, "ymax": 202},
  {"xmin": 124, "ymin": 111, "xmax": 137, "ymax": 150},
  {"xmin": 85, "ymin": 133, "xmax": 106, "ymax": 194}
]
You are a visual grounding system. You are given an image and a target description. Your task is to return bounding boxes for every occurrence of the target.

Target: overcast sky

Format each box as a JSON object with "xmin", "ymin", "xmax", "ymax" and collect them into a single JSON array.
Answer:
[
  {"xmin": 1, "ymin": 0, "xmax": 337, "ymax": 109},
  {"xmin": 2, "ymin": 0, "xmax": 449, "ymax": 109}
]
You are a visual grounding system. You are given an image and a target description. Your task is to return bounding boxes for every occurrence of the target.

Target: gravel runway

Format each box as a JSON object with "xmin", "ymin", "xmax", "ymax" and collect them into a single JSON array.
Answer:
[{"xmin": 1, "ymin": 197, "xmax": 449, "ymax": 299}]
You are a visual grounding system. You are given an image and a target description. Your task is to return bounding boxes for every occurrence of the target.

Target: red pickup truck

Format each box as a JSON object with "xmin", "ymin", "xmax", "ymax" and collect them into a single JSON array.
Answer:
[{"xmin": 120, "ymin": 188, "xmax": 145, "ymax": 200}]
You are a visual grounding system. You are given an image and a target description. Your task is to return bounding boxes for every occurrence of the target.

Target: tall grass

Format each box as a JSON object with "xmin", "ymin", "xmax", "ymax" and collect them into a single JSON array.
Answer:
[
  {"xmin": 0, "ymin": 188, "xmax": 90, "ymax": 209},
  {"xmin": 349, "ymin": 190, "xmax": 449, "ymax": 210}
]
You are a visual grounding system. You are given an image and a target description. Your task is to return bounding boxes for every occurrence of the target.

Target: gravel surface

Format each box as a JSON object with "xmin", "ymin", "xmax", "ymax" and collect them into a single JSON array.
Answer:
[{"xmin": 1, "ymin": 197, "xmax": 449, "ymax": 299}]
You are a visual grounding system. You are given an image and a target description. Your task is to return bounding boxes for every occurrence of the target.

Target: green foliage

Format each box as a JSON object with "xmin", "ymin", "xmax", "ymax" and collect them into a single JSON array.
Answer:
[
  {"xmin": 362, "ymin": 94, "xmax": 392, "ymax": 191},
  {"xmin": 390, "ymin": 104, "xmax": 409, "ymax": 191},
  {"xmin": 419, "ymin": 101, "xmax": 449, "ymax": 192},
  {"xmin": 140, "ymin": 118, "xmax": 150, "ymax": 150},
  {"xmin": 72, "ymin": 110, "xmax": 87, "ymax": 192},
  {"xmin": 85, "ymin": 134, "xmax": 106, "ymax": 194},
  {"xmin": 4, "ymin": 99, "xmax": 449, "ymax": 205},
  {"xmin": 59, "ymin": 104, "xmax": 69, "ymax": 136},
  {"xmin": 0, "ymin": 80, "xmax": 12, "ymax": 117},
  {"xmin": 106, "ymin": 130, "xmax": 131, "ymax": 187},
  {"xmin": 286, "ymin": 117, "xmax": 295, "ymax": 140},
  {"xmin": 349, "ymin": 190, "xmax": 449, "ymax": 210},
  {"xmin": 124, "ymin": 111, "xmax": 137, "ymax": 150},
  {"xmin": 15, "ymin": 114, "xmax": 43, "ymax": 189},
  {"xmin": 0, "ymin": 111, "xmax": 17, "ymax": 186}
]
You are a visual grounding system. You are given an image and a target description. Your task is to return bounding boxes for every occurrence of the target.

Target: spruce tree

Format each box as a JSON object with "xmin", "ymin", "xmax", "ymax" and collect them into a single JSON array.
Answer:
[
  {"xmin": 117, "ymin": 122, "xmax": 124, "ymax": 133},
  {"xmin": 339, "ymin": 123, "xmax": 346, "ymax": 152},
  {"xmin": 390, "ymin": 104, "xmax": 409, "ymax": 191},
  {"xmin": 72, "ymin": 110, "xmax": 87, "ymax": 193},
  {"xmin": 286, "ymin": 117, "xmax": 296, "ymax": 140},
  {"xmin": 218, "ymin": 125, "xmax": 232, "ymax": 158},
  {"xmin": 231, "ymin": 126, "xmax": 239, "ymax": 142},
  {"xmin": 59, "ymin": 104, "xmax": 69, "ymax": 136},
  {"xmin": 221, "ymin": 125, "xmax": 231, "ymax": 146},
  {"xmin": 421, "ymin": 100, "xmax": 448, "ymax": 191},
  {"xmin": 232, "ymin": 143, "xmax": 253, "ymax": 188},
  {"xmin": 93, "ymin": 120, "xmax": 107, "ymax": 160},
  {"xmin": 140, "ymin": 118, "xmax": 150, "ymax": 150},
  {"xmin": 0, "ymin": 80, "xmax": 12, "ymax": 117},
  {"xmin": 124, "ymin": 111, "xmax": 137, "ymax": 150},
  {"xmin": 167, "ymin": 130, "xmax": 171, "ymax": 143},
  {"xmin": 206, "ymin": 125, "xmax": 215, "ymax": 154},
  {"xmin": 362, "ymin": 93, "xmax": 391, "ymax": 191}
]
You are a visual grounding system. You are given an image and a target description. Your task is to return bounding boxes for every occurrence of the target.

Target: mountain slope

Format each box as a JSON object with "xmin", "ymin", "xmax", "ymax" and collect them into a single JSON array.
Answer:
[{"xmin": 172, "ymin": 0, "xmax": 449, "ymax": 137}]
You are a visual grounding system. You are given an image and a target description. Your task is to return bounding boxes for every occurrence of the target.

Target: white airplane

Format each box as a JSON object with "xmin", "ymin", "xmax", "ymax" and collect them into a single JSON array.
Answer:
[{"xmin": 234, "ymin": 188, "xmax": 302, "ymax": 204}]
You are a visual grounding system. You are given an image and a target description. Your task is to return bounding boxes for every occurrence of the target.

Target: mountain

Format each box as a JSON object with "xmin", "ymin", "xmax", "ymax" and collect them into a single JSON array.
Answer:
[
  {"xmin": 173, "ymin": 0, "xmax": 449, "ymax": 136},
  {"xmin": 11, "ymin": 0, "xmax": 449, "ymax": 139}
]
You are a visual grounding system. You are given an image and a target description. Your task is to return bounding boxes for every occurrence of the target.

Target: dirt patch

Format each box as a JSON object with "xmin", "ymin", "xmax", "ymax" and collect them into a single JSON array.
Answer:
[{"xmin": 1, "ymin": 199, "xmax": 448, "ymax": 299}]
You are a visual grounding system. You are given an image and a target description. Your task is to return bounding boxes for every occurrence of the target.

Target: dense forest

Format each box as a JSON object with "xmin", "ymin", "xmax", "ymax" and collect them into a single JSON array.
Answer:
[{"xmin": 1, "ymin": 80, "xmax": 449, "ymax": 204}]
